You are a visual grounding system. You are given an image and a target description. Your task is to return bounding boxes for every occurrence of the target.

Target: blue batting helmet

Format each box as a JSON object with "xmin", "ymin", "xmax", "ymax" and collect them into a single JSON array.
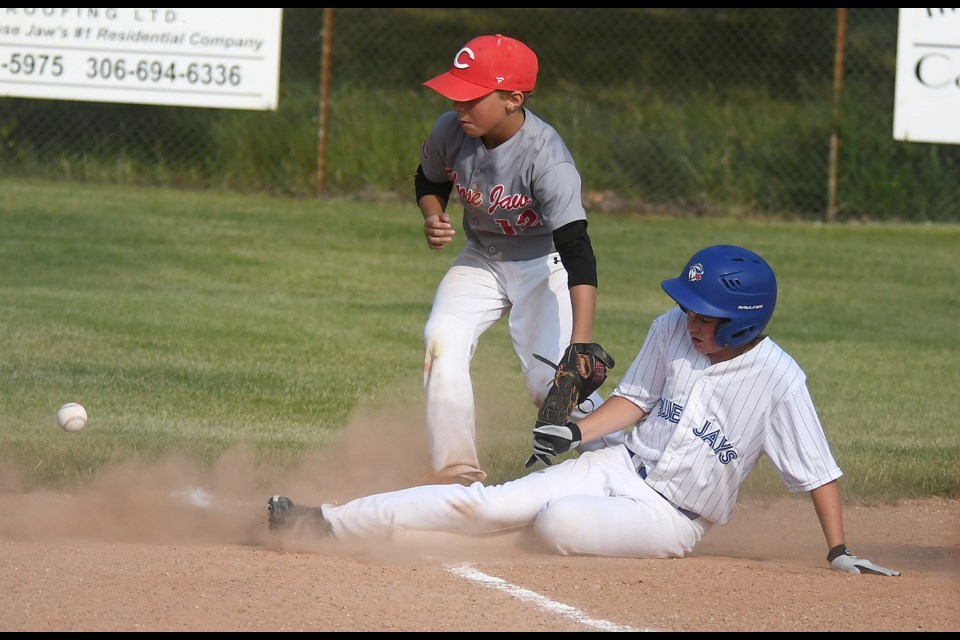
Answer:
[{"xmin": 660, "ymin": 245, "xmax": 777, "ymax": 349}]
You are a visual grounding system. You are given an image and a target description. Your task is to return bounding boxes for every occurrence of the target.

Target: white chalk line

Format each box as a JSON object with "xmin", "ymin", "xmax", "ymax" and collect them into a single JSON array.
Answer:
[{"xmin": 445, "ymin": 562, "xmax": 661, "ymax": 632}]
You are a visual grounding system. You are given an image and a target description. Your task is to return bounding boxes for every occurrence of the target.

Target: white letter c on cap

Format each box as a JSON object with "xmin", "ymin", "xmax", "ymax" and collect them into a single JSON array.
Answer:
[{"xmin": 453, "ymin": 47, "xmax": 475, "ymax": 69}]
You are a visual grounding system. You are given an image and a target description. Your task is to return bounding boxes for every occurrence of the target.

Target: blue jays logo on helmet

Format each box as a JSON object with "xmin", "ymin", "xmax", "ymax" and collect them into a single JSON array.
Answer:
[
  {"xmin": 687, "ymin": 263, "xmax": 704, "ymax": 282},
  {"xmin": 660, "ymin": 245, "xmax": 777, "ymax": 349}
]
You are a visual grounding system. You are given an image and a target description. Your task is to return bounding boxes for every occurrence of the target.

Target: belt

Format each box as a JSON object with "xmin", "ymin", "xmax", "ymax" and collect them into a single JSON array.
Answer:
[{"xmin": 628, "ymin": 450, "xmax": 701, "ymax": 521}]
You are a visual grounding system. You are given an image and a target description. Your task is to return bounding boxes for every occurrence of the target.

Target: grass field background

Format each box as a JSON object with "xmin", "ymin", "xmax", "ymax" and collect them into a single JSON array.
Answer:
[{"xmin": 1, "ymin": 178, "xmax": 957, "ymax": 501}]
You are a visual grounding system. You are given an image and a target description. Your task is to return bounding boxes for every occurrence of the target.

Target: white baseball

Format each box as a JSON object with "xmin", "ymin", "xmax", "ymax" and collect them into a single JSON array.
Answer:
[{"xmin": 57, "ymin": 402, "xmax": 88, "ymax": 432}]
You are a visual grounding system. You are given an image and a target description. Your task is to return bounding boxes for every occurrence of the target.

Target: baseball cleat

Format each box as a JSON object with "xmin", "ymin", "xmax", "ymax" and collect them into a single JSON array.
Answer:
[{"xmin": 267, "ymin": 495, "xmax": 332, "ymax": 536}]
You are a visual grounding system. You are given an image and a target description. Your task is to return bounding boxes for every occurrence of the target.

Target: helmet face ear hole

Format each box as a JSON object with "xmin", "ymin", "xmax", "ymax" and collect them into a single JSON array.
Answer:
[{"xmin": 729, "ymin": 325, "xmax": 749, "ymax": 340}]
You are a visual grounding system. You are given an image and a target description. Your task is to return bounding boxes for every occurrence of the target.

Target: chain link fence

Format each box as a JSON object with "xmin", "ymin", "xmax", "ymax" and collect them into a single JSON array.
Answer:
[{"xmin": 2, "ymin": 8, "xmax": 956, "ymax": 222}]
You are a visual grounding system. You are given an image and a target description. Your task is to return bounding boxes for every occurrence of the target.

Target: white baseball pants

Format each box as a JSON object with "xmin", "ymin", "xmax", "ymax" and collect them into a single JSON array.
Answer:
[{"xmin": 322, "ymin": 445, "xmax": 710, "ymax": 558}]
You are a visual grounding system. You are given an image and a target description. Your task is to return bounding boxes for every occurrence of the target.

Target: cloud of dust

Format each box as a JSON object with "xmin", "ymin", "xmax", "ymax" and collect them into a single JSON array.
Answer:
[{"xmin": 0, "ymin": 403, "xmax": 437, "ymax": 550}]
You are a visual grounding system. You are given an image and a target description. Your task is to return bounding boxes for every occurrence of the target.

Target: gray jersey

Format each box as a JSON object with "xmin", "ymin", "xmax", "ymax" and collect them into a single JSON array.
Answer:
[
  {"xmin": 420, "ymin": 109, "xmax": 587, "ymax": 261},
  {"xmin": 619, "ymin": 307, "xmax": 843, "ymax": 525}
]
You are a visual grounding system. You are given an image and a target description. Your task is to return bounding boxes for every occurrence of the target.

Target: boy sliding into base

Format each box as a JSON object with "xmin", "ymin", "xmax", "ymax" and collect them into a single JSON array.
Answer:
[{"xmin": 267, "ymin": 244, "xmax": 899, "ymax": 575}]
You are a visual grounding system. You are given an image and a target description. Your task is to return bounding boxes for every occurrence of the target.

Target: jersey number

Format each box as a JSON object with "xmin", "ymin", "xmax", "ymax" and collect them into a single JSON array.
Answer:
[{"xmin": 494, "ymin": 208, "xmax": 542, "ymax": 235}]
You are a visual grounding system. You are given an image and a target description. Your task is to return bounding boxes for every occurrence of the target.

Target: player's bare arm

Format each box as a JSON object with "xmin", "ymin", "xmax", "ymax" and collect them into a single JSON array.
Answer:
[
  {"xmin": 810, "ymin": 480, "xmax": 845, "ymax": 550},
  {"xmin": 810, "ymin": 481, "xmax": 899, "ymax": 575},
  {"xmin": 576, "ymin": 395, "xmax": 647, "ymax": 444},
  {"xmin": 568, "ymin": 284, "xmax": 597, "ymax": 344}
]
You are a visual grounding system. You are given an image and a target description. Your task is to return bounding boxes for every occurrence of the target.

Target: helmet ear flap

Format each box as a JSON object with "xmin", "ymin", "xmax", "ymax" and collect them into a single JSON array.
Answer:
[
  {"xmin": 714, "ymin": 318, "xmax": 734, "ymax": 347},
  {"xmin": 716, "ymin": 318, "xmax": 763, "ymax": 348}
]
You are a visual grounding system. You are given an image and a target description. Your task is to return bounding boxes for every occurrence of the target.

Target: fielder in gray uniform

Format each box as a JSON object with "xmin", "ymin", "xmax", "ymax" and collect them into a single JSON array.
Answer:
[
  {"xmin": 414, "ymin": 33, "xmax": 618, "ymax": 485},
  {"xmin": 268, "ymin": 244, "xmax": 900, "ymax": 575}
]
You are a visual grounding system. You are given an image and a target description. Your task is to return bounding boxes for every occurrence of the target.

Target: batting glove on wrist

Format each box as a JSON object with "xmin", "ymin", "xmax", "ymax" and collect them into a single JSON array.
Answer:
[
  {"xmin": 828, "ymin": 544, "xmax": 901, "ymax": 576},
  {"xmin": 525, "ymin": 421, "xmax": 582, "ymax": 468}
]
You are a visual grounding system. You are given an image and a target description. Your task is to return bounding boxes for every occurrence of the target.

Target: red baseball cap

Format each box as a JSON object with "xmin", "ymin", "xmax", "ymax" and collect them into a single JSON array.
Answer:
[{"xmin": 423, "ymin": 34, "xmax": 538, "ymax": 101}]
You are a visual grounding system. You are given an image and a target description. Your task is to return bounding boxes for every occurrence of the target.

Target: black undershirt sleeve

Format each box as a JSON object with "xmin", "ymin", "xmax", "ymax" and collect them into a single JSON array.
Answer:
[
  {"xmin": 553, "ymin": 219, "xmax": 598, "ymax": 288},
  {"xmin": 415, "ymin": 164, "xmax": 453, "ymax": 205}
]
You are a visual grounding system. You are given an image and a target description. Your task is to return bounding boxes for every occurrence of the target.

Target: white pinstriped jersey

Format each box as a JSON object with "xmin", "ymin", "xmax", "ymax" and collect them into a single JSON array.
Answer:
[
  {"xmin": 419, "ymin": 109, "xmax": 587, "ymax": 262},
  {"xmin": 619, "ymin": 307, "xmax": 843, "ymax": 525}
]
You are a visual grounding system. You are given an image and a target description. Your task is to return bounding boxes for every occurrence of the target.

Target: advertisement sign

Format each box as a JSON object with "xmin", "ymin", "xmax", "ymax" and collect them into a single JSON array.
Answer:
[
  {"xmin": 0, "ymin": 8, "xmax": 283, "ymax": 110},
  {"xmin": 894, "ymin": 8, "xmax": 960, "ymax": 144}
]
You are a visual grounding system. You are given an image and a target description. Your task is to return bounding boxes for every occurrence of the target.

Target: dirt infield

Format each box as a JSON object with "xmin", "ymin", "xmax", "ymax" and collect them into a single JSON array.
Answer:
[
  {"xmin": 2, "ymin": 402, "xmax": 958, "ymax": 633},
  {"xmin": 1, "ymin": 442, "xmax": 957, "ymax": 633}
]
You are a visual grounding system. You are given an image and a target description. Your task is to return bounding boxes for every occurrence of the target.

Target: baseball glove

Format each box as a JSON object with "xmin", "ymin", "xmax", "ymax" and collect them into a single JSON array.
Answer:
[{"xmin": 533, "ymin": 342, "xmax": 615, "ymax": 430}]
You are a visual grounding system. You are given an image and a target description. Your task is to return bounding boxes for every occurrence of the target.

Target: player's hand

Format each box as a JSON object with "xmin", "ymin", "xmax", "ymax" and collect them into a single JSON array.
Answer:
[
  {"xmin": 423, "ymin": 213, "xmax": 455, "ymax": 250},
  {"xmin": 525, "ymin": 421, "xmax": 582, "ymax": 468},
  {"xmin": 828, "ymin": 544, "xmax": 900, "ymax": 576}
]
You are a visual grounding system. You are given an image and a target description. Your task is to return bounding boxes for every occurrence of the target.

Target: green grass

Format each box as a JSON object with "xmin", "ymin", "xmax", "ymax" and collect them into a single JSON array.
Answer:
[{"xmin": 1, "ymin": 178, "xmax": 958, "ymax": 501}]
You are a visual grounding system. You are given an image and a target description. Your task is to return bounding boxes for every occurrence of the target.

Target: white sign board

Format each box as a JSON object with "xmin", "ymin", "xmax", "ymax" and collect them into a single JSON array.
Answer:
[
  {"xmin": 0, "ymin": 8, "xmax": 283, "ymax": 110},
  {"xmin": 893, "ymin": 8, "xmax": 960, "ymax": 144}
]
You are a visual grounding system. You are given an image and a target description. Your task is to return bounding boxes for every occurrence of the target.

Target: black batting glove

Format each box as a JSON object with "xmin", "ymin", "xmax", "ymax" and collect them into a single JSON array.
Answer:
[
  {"xmin": 525, "ymin": 421, "xmax": 582, "ymax": 468},
  {"xmin": 828, "ymin": 544, "xmax": 901, "ymax": 576}
]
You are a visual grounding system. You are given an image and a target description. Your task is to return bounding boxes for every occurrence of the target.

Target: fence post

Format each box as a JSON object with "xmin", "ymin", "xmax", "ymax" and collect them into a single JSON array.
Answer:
[
  {"xmin": 316, "ymin": 8, "xmax": 334, "ymax": 198},
  {"xmin": 826, "ymin": 8, "xmax": 848, "ymax": 222}
]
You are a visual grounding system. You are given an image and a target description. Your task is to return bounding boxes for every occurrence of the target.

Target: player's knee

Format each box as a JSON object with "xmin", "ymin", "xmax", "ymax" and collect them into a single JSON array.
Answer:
[
  {"xmin": 424, "ymin": 314, "xmax": 472, "ymax": 355},
  {"xmin": 532, "ymin": 499, "xmax": 582, "ymax": 554},
  {"xmin": 423, "ymin": 317, "xmax": 450, "ymax": 345}
]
